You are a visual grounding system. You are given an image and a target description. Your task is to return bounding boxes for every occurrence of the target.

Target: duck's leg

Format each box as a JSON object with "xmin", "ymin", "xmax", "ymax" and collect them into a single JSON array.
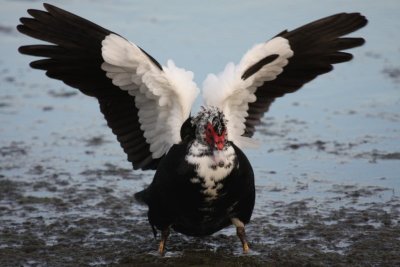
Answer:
[
  {"xmin": 158, "ymin": 227, "xmax": 170, "ymax": 255},
  {"xmin": 231, "ymin": 218, "xmax": 250, "ymax": 253}
]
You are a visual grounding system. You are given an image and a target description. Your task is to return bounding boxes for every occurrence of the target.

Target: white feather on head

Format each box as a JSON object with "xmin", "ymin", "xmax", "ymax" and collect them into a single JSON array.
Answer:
[{"xmin": 191, "ymin": 106, "xmax": 227, "ymax": 145}]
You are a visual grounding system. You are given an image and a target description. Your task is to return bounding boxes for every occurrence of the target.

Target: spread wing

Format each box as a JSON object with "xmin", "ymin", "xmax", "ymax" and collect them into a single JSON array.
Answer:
[
  {"xmin": 202, "ymin": 13, "xmax": 367, "ymax": 148},
  {"xmin": 17, "ymin": 3, "xmax": 199, "ymax": 170}
]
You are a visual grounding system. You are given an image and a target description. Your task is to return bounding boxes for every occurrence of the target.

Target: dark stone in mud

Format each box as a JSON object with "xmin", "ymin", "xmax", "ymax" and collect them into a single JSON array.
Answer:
[
  {"xmin": 282, "ymin": 138, "xmax": 396, "ymax": 162},
  {"xmin": 383, "ymin": 67, "xmax": 400, "ymax": 83},
  {"xmin": 299, "ymin": 140, "xmax": 350, "ymax": 158},
  {"xmin": 365, "ymin": 51, "xmax": 382, "ymax": 59},
  {"xmin": 33, "ymin": 181, "xmax": 58, "ymax": 192},
  {"xmin": 0, "ymin": 25, "xmax": 13, "ymax": 34},
  {"xmin": 42, "ymin": 106, "xmax": 54, "ymax": 111},
  {"xmin": 28, "ymin": 165, "xmax": 45, "ymax": 175},
  {"xmin": 17, "ymin": 195, "xmax": 65, "ymax": 206},
  {"xmin": 356, "ymin": 150, "xmax": 400, "ymax": 162},
  {"xmin": 0, "ymin": 142, "xmax": 28, "ymax": 157},
  {"xmin": 48, "ymin": 89, "xmax": 78, "ymax": 98},
  {"xmin": 3, "ymin": 76, "xmax": 15, "ymax": 83},
  {"xmin": 85, "ymin": 136, "xmax": 109, "ymax": 147},
  {"xmin": 0, "ymin": 102, "xmax": 11, "ymax": 108},
  {"xmin": 287, "ymin": 140, "xmax": 326, "ymax": 151},
  {"xmin": 329, "ymin": 184, "xmax": 390, "ymax": 199},
  {"xmin": 80, "ymin": 163, "xmax": 144, "ymax": 180},
  {"xmin": 0, "ymin": 179, "xmax": 22, "ymax": 200}
]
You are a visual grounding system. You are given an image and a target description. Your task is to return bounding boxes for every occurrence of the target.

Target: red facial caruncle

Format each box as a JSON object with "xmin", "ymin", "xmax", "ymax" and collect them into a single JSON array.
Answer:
[{"xmin": 205, "ymin": 122, "xmax": 226, "ymax": 150}]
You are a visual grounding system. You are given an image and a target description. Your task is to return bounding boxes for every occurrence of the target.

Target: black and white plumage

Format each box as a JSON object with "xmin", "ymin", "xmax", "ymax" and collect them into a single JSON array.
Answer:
[{"xmin": 17, "ymin": 3, "xmax": 367, "ymax": 254}]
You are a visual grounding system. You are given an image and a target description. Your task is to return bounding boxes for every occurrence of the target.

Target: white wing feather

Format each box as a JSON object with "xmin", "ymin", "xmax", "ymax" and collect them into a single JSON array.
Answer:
[
  {"xmin": 101, "ymin": 34, "xmax": 199, "ymax": 158},
  {"xmin": 202, "ymin": 37, "xmax": 293, "ymax": 148}
]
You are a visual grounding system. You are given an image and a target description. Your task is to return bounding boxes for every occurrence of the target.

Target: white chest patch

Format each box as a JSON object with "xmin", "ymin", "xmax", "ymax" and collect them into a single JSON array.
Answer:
[{"xmin": 185, "ymin": 141, "xmax": 236, "ymax": 201}]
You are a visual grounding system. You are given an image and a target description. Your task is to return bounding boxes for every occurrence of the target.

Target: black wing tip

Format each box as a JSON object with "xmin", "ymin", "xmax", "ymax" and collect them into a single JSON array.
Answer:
[
  {"xmin": 43, "ymin": 3, "xmax": 57, "ymax": 11},
  {"xmin": 18, "ymin": 17, "xmax": 34, "ymax": 26},
  {"xmin": 29, "ymin": 59, "xmax": 48, "ymax": 70},
  {"xmin": 18, "ymin": 45, "xmax": 30, "ymax": 55},
  {"xmin": 27, "ymin": 8, "xmax": 45, "ymax": 17},
  {"xmin": 352, "ymin": 12, "xmax": 368, "ymax": 29},
  {"xmin": 16, "ymin": 24, "xmax": 24, "ymax": 33},
  {"xmin": 19, "ymin": 3, "xmax": 52, "ymax": 20},
  {"xmin": 354, "ymin": 37, "xmax": 366, "ymax": 47},
  {"xmin": 43, "ymin": 3, "xmax": 70, "ymax": 17},
  {"xmin": 347, "ymin": 12, "xmax": 368, "ymax": 22},
  {"xmin": 276, "ymin": 12, "xmax": 368, "ymax": 41},
  {"xmin": 328, "ymin": 12, "xmax": 367, "ymax": 22},
  {"xmin": 339, "ymin": 12, "xmax": 368, "ymax": 31}
]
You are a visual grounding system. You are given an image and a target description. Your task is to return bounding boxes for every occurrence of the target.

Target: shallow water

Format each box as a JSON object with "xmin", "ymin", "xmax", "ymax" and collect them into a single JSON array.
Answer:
[{"xmin": 1, "ymin": 0, "xmax": 400, "ymax": 266}]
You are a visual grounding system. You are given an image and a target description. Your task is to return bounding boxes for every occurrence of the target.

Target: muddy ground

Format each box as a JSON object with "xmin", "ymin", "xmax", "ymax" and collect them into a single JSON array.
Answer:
[
  {"xmin": 1, "ymin": 1, "xmax": 400, "ymax": 266},
  {"xmin": 0, "ymin": 137, "xmax": 399, "ymax": 267}
]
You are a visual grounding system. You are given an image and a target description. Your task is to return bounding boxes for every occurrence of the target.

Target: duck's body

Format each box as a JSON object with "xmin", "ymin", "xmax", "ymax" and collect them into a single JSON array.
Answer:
[{"xmin": 138, "ymin": 139, "xmax": 254, "ymax": 237}]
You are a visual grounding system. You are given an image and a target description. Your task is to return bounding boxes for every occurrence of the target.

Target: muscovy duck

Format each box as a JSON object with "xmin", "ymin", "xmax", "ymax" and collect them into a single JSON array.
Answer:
[{"xmin": 17, "ymin": 3, "xmax": 367, "ymax": 254}]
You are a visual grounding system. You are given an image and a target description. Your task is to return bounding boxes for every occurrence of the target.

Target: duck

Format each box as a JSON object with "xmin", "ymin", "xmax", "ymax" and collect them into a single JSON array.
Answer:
[{"xmin": 17, "ymin": 3, "xmax": 367, "ymax": 254}]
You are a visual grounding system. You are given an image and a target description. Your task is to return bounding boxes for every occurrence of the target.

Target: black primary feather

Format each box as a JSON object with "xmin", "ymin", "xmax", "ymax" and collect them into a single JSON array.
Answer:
[
  {"xmin": 242, "ymin": 13, "xmax": 367, "ymax": 137},
  {"xmin": 17, "ymin": 3, "xmax": 163, "ymax": 170}
]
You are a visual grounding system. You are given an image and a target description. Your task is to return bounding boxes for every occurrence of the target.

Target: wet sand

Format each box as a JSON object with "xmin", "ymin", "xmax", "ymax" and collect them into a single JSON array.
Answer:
[{"xmin": 1, "ymin": 113, "xmax": 399, "ymax": 266}]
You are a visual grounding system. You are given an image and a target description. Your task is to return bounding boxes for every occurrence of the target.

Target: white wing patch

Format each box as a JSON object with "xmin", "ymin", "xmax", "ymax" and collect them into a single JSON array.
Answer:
[
  {"xmin": 202, "ymin": 37, "xmax": 293, "ymax": 148},
  {"xmin": 101, "ymin": 34, "xmax": 199, "ymax": 158}
]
